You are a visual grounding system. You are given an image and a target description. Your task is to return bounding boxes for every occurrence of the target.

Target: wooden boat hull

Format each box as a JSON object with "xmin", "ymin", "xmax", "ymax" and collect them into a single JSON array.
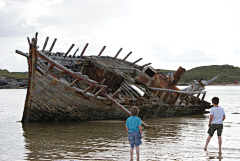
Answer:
[{"xmin": 18, "ymin": 33, "xmax": 211, "ymax": 123}]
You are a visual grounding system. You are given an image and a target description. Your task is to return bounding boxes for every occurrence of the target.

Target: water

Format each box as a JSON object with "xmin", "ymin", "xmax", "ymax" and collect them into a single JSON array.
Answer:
[{"xmin": 0, "ymin": 87, "xmax": 240, "ymax": 160}]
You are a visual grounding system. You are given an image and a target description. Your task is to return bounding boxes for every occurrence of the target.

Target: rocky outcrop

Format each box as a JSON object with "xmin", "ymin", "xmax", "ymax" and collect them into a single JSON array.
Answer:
[{"xmin": 0, "ymin": 76, "xmax": 28, "ymax": 89}]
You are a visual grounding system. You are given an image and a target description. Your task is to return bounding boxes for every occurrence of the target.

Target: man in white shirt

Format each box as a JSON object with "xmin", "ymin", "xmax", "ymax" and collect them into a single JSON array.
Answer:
[{"xmin": 204, "ymin": 97, "xmax": 226, "ymax": 153}]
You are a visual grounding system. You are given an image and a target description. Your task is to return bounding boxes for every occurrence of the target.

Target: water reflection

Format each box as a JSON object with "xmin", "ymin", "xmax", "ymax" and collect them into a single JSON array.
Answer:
[
  {"xmin": 22, "ymin": 121, "xmax": 128, "ymax": 160},
  {"xmin": 22, "ymin": 115, "xmax": 217, "ymax": 160}
]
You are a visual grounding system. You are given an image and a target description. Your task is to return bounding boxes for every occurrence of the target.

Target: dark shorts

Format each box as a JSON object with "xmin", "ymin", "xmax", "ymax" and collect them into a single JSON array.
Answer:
[
  {"xmin": 128, "ymin": 131, "xmax": 142, "ymax": 148},
  {"xmin": 208, "ymin": 124, "xmax": 223, "ymax": 136}
]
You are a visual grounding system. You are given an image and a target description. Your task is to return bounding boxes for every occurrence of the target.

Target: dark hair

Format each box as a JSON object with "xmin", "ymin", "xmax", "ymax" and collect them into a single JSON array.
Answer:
[
  {"xmin": 130, "ymin": 106, "xmax": 139, "ymax": 116},
  {"xmin": 212, "ymin": 97, "xmax": 219, "ymax": 105}
]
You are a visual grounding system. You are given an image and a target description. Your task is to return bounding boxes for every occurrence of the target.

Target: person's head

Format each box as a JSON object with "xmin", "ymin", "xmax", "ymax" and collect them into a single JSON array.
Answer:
[
  {"xmin": 130, "ymin": 106, "xmax": 139, "ymax": 116},
  {"xmin": 212, "ymin": 97, "xmax": 219, "ymax": 106}
]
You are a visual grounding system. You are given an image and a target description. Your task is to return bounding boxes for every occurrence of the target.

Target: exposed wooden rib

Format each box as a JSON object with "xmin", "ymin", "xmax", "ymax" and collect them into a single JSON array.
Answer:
[
  {"xmin": 201, "ymin": 93, "xmax": 206, "ymax": 106},
  {"xmin": 171, "ymin": 93, "xmax": 182, "ymax": 105},
  {"xmin": 121, "ymin": 83, "xmax": 135, "ymax": 98},
  {"xmin": 73, "ymin": 47, "xmax": 79, "ymax": 57},
  {"xmin": 114, "ymin": 48, "xmax": 122, "ymax": 58},
  {"xmin": 159, "ymin": 91, "xmax": 166, "ymax": 102},
  {"xmin": 49, "ymin": 38, "xmax": 57, "ymax": 52},
  {"xmin": 122, "ymin": 52, "xmax": 132, "ymax": 61},
  {"xmin": 141, "ymin": 63, "xmax": 151, "ymax": 68},
  {"xmin": 179, "ymin": 94, "xmax": 189, "ymax": 105},
  {"xmin": 92, "ymin": 78, "xmax": 106, "ymax": 94},
  {"xmin": 70, "ymin": 79, "xmax": 79, "ymax": 87},
  {"xmin": 27, "ymin": 37, "xmax": 30, "ymax": 45},
  {"xmin": 42, "ymin": 37, "xmax": 49, "ymax": 51},
  {"xmin": 132, "ymin": 58, "xmax": 142, "ymax": 65},
  {"xmin": 186, "ymin": 94, "xmax": 194, "ymax": 105},
  {"xmin": 64, "ymin": 44, "xmax": 75, "ymax": 57},
  {"xmin": 84, "ymin": 85, "xmax": 93, "ymax": 93},
  {"xmin": 112, "ymin": 88, "xmax": 121, "ymax": 97},
  {"xmin": 80, "ymin": 43, "xmax": 89, "ymax": 56},
  {"xmin": 94, "ymin": 87, "xmax": 105, "ymax": 97},
  {"xmin": 98, "ymin": 46, "xmax": 106, "ymax": 56}
]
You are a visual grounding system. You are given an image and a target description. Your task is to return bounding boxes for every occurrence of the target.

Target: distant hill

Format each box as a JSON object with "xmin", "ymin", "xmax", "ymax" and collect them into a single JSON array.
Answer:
[
  {"xmin": 0, "ymin": 69, "xmax": 28, "ymax": 79},
  {"xmin": 1, "ymin": 64, "xmax": 240, "ymax": 84},
  {"xmin": 158, "ymin": 64, "xmax": 240, "ymax": 84}
]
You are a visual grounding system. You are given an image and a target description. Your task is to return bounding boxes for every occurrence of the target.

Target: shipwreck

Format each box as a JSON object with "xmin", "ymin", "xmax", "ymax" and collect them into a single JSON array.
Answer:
[{"xmin": 16, "ymin": 33, "xmax": 217, "ymax": 128}]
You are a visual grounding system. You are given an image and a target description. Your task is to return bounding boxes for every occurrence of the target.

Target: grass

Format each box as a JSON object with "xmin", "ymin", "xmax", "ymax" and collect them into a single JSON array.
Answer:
[
  {"xmin": 0, "ymin": 69, "xmax": 28, "ymax": 79},
  {"xmin": 159, "ymin": 65, "xmax": 240, "ymax": 84}
]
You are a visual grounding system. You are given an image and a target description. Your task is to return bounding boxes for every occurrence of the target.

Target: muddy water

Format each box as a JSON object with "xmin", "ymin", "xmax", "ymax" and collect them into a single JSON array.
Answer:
[{"xmin": 1, "ymin": 87, "xmax": 240, "ymax": 160}]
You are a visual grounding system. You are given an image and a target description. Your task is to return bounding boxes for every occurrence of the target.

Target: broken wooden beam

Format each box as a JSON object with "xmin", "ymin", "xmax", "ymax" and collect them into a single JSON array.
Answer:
[
  {"xmin": 98, "ymin": 46, "xmax": 106, "ymax": 56},
  {"xmin": 42, "ymin": 37, "xmax": 49, "ymax": 51},
  {"xmin": 73, "ymin": 47, "xmax": 79, "ymax": 57},
  {"xmin": 141, "ymin": 63, "xmax": 151, "ymax": 68},
  {"xmin": 49, "ymin": 38, "xmax": 57, "ymax": 52},
  {"xmin": 132, "ymin": 58, "xmax": 142, "ymax": 65},
  {"xmin": 122, "ymin": 52, "xmax": 132, "ymax": 61},
  {"xmin": 114, "ymin": 48, "xmax": 122, "ymax": 58},
  {"xmin": 80, "ymin": 43, "xmax": 89, "ymax": 56},
  {"xmin": 64, "ymin": 44, "xmax": 75, "ymax": 57}
]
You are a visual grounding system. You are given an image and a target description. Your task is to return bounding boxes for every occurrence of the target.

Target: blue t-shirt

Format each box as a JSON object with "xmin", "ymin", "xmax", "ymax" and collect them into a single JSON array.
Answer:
[{"xmin": 125, "ymin": 116, "xmax": 142, "ymax": 132}]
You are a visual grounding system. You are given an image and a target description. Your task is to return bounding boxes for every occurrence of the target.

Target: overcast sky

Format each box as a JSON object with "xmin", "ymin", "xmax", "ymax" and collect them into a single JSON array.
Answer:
[{"xmin": 1, "ymin": 0, "xmax": 240, "ymax": 72}]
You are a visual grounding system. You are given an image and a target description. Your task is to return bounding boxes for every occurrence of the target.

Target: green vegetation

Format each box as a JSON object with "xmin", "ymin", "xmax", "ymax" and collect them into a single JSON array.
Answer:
[
  {"xmin": 0, "ymin": 69, "xmax": 28, "ymax": 79},
  {"xmin": 1, "ymin": 64, "xmax": 240, "ymax": 84},
  {"xmin": 159, "ymin": 65, "xmax": 240, "ymax": 84}
]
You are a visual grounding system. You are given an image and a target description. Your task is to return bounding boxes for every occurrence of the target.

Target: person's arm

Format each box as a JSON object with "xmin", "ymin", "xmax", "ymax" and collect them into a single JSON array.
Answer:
[
  {"xmin": 126, "ymin": 126, "xmax": 129, "ymax": 132},
  {"xmin": 138, "ymin": 125, "xmax": 142, "ymax": 139},
  {"xmin": 222, "ymin": 115, "xmax": 226, "ymax": 121},
  {"xmin": 208, "ymin": 115, "xmax": 213, "ymax": 127}
]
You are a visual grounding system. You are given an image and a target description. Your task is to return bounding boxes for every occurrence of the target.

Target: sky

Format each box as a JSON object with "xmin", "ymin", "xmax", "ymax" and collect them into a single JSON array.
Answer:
[{"xmin": 1, "ymin": 0, "xmax": 240, "ymax": 72}]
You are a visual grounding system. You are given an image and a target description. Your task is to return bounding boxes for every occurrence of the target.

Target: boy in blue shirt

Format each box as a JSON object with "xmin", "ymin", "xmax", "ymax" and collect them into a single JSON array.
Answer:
[{"xmin": 126, "ymin": 106, "xmax": 142, "ymax": 161}]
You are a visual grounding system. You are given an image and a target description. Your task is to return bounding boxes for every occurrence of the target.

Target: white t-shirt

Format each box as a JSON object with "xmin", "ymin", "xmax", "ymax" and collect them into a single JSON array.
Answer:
[{"xmin": 210, "ymin": 106, "xmax": 225, "ymax": 124}]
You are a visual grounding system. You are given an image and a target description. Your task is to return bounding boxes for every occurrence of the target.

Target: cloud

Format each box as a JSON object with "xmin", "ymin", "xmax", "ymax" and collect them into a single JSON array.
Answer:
[
  {"xmin": 151, "ymin": 43, "xmax": 215, "ymax": 69},
  {"xmin": 0, "ymin": 1, "xmax": 5, "ymax": 10}
]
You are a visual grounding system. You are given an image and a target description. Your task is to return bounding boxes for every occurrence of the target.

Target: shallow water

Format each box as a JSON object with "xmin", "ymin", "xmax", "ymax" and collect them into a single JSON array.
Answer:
[{"xmin": 0, "ymin": 86, "xmax": 240, "ymax": 160}]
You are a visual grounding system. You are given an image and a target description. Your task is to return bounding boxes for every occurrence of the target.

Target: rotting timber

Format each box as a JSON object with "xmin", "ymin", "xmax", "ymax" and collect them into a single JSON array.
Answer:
[{"xmin": 16, "ymin": 33, "xmax": 216, "ymax": 127}]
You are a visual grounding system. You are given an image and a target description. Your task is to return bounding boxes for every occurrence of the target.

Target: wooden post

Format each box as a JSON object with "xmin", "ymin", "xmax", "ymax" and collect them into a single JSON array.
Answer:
[
  {"xmin": 84, "ymin": 85, "xmax": 93, "ymax": 93},
  {"xmin": 42, "ymin": 37, "xmax": 49, "ymax": 51},
  {"xmin": 73, "ymin": 47, "xmax": 79, "ymax": 57},
  {"xmin": 179, "ymin": 94, "xmax": 189, "ymax": 105},
  {"xmin": 64, "ymin": 44, "xmax": 75, "ymax": 57},
  {"xmin": 27, "ymin": 37, "xmax": 30, "ymax": 45},
  {"xmin": 186, "ymin": 94, "xmax": 194, "ymax": 105},
  {"xmin": 112, "ymin": 88, "xmax": 121, "ymax": 97},
  {"xmin": 92, "ymin": 78, "xmax": 106, "ymax": 94},
  {"xmin": 98, "ymin": 46, "xmax": 106, "ymax": 56},
  {"xmin": 114, "ymin": 48, "xmax": 123, "ymax": 58},
  {"xmin": 94, "ymin": 87, "xmax": 105, "ymax": 97},
  {"xmin": 141, "ymin": 63, "xmax": 151, "ymax": 68},
  {"xmin": 80, "ymin": 43, "xmax": 89, "ymax": 56},
  {"xmin": 122, "ymin": 52, "xmax": 132, "ymax": 61},
  {"xmin": 201, "ymin": 93, "xmax": 206, "ymax": 106},
  {"xmin": 49, "ymin": 38, "xmax": 57, "ymax": 52},
  {"xmin": 70, "ymin": 79, "xmax": 79, "ymax": 87},
  {"xmin": 171, "ymin": 93, "xmax": 182, "ymax": 105},
  {"xmin": 132, "ymin": 58, "xmax": 142, "ymax": 65}
]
